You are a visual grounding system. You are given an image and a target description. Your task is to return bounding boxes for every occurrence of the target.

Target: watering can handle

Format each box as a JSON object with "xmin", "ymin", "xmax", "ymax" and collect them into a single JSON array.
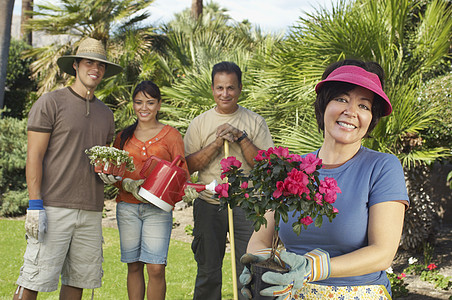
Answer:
[
  {"xmin": 171, "ymin": 155, "xmax": 184, "ymax": 168},
  {"xmin": 140, "ymin": 156, "xmax": 161, "ymax": 178}
]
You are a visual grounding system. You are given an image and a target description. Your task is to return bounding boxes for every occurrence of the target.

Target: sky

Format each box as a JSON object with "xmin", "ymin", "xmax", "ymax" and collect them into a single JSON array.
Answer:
[{"xmin": 13, "ymin": 0, "xmax": 337, "ymax": 34}]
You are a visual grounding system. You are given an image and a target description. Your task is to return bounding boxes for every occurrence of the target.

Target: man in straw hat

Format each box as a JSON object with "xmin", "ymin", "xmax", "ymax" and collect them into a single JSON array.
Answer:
[{"xmin": 13, "ymin": 37, "xmax": 122, "ymax": 300}]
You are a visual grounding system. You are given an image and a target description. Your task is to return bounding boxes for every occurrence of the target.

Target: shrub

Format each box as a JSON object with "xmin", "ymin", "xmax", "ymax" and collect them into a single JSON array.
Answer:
[
  {"xmin": 418, "ymin": 74, "xmax": 452, "ymax": 150},
  {"xmin": 4, "ymin": 39, "xmax": 36, "ymax": 119},
  {"xmin": 0, "ymin": 115, "xmax": 28, "ymax": 216},
  {"xmin": 401, "ymin": 165, "xmax": 441, "ymax": 250}
]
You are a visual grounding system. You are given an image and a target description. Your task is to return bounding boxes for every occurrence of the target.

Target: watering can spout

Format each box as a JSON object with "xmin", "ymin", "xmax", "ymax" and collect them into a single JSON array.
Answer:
[
  {"xmin": 183, "ymin": 179, "xmax": 217, "ymax": 193},
  {"xmin": 138, "ymin": 155, "xmax": 218, "ymax": 212}
]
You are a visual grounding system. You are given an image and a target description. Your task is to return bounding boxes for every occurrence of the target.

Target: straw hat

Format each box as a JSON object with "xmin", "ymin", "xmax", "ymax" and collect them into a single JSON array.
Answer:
[{"xmin": 57, "ymin": 37, "xmax": 122, "ymax": 78}]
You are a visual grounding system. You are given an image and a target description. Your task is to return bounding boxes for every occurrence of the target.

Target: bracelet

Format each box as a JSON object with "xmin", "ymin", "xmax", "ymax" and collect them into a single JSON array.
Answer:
[{"xmin": 236, "ymin": 130, "xmax": 248, "ymax": 143}]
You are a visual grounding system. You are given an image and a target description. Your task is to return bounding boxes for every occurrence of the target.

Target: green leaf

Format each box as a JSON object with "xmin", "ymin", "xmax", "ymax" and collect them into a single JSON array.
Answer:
[{"xmin": 315, "ymin": 215, "xmax": 323, "ymax": 228}]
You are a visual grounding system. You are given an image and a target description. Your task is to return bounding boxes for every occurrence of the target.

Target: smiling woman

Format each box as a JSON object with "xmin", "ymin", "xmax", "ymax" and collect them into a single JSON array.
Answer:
[
  {"xmin": 244, "ymin": 59, "xmax": 409, "ymax": 300},
  {"xmin": 322, "ymin": 86, "xmax": 374, "ymax": 149},
  {"xmin": 99, "ymin": 80, "xmax": 189, "ymax": 300}
]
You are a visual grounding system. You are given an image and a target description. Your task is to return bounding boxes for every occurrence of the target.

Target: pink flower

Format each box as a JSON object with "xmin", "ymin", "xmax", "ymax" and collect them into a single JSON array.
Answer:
[
  {"xmin": 314, "ymin": 193, "xmax": 323, "ymax": 206},
  {"xmin": 319, "ymin": 177, "xmax": 341, "ymax": 204},
  {"xmin": 300, "ymin": 216, "xmax": 313, "ymax": 226},
  {"xmin": 273, "ymin": 181, "xmax": 284, "ymax": 198},
  {"xmin": 215, "ymin": 183, "xmax": 229, "ymax": 198},
  {"xmin": 427, "ymin": 263, "xmax": 437, "ymax": 270},
  {"xmin": 284, "ymin": 179, "xmax": 299, "ymax": 195},
  {"xmin": 220, "ymin": 157, "xmax": 242, "ymax": 173},
  {"xmin": 287, "ymin": 168, "xmax": 308, "ymax": 184},
  {"xmin": 299, "ymin": 153, "xmax": 322, "ymax": 174},
  {"xmin": 288, "ymin": 154, "xmax": 303, "ymax": 162},
  {"xmin": 254, "ymin": 150, "xmax": 268, "ymax": 161},
  {"xmin": 244, "ymin": 193, "xmax": 249, "ymax": 198},
  {"xmin": 397, "ymin": 273, "xmax": 406, "ymax": 279},
  {"xmin": 333, "ymin": 207, "xmax": 339, "ymax": 213},
  {"xmin": 240, "ymin": 181, "xmax": 248, "ymax": 189},
  {"xmin": 272, "ymin": 146, "xmax": 289, "ymax": 158},
  {"xmin": 284, "ymin": 169, "xmax": 309, "ymax": 196}
]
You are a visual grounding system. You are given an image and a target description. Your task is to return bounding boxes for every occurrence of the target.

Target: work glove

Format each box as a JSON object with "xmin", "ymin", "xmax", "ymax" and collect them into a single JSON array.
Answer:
[
  {"xmin": 239, "ymin": 248, "xmax": 285, "ymax": 299},
  {"xmin": 98, "ymin": 173, "xmax": 121, "ymax": 185},
  {"xmin": 260, "ymin": 249, "xmax": 330, "ymax": 299},
  {"xmin": 122, "ymin": 178, "xmax": 146, "ymax": 202},
  {"xmin": 182, "ymin": 186, "xmax": 199, "ymax": 203},
  {"xmin": 24, "ymin": 199, "xmax": 47, "ymax": 242}
]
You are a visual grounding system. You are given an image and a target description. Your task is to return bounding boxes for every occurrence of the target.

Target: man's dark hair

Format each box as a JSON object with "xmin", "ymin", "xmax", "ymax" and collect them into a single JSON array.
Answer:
[{"xmin": 211, "ymin": 61, "xmax": 242, "ymax": 86}]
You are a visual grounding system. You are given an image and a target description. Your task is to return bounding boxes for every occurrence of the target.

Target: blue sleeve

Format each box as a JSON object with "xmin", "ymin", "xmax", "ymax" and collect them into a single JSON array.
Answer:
[{"xmin": 369, "ymin": 153, "xmax": 409, "ymax": 206}]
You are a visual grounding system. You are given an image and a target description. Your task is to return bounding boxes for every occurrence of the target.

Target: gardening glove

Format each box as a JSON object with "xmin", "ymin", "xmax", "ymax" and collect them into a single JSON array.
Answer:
[
  {"xmin": 182, "ymin": 186, "xmax": 199, "ymax": 203},
  {"xmin": 122, "ymin": 178, "xmax": 146, "ymax": 202},
  {"xmin": 24, "ymin": 199, "xmax": 47, "ymax": 243},
  {"xmin": 260, "ymin": 249, "xmax": 330, "ymax": 299},
  {"xmin": 239, "ymin": 248, "xmax": 285, "ymax": 299},
  {"xmin": 98, "ymin": 173, "xmax": 121, "ymax": 185}
]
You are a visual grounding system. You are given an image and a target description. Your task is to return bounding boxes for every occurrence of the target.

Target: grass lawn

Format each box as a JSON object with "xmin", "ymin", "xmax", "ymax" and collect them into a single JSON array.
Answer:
[{"xmin": 0, "ymin": 219, "xmax": 233, "ymax": 299}]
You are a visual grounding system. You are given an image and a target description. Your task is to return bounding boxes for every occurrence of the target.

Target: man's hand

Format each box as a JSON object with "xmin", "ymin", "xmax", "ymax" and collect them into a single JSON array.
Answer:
[
  {"xmin": 122, "ymin": 178, "xmax": 146, "ymax": 202},
  {"xmin": 98, "ymin": 173, "xmax": 121, "ymax": 185},
  {"xmin": 25, "ymin": 199, "xmax": 47, "ymax": 242},
  {"xmin": 216, "ymin": 123, "xmax": 243, "ymax": 143}
]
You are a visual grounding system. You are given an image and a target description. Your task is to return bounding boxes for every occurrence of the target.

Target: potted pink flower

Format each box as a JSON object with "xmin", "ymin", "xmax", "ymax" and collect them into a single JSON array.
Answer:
[
  {"xmin": 85, "ymin": 145, "xmax": 135, "ymax": 177},
  {"xmin": 216, "ymin": 146, "xmax": 341, "ymax": 297}
]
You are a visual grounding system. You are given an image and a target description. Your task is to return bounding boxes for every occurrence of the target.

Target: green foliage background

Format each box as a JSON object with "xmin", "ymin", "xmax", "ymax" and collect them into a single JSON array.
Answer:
[{"xmin": 1, "ymin": 0, "xmax": 451, "ymax": 249}]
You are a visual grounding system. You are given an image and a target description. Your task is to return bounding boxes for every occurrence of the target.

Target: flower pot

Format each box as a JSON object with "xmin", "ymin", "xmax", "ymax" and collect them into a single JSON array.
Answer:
[
  {"xmin": 112, "ymin": 163, "xmax": 126, "ymax": 177},
  {"xmin": 250, "ymin": 260, "xmax": 288, "ymax": 300},
  {"xmin": 94, "ymin": 161, "xmax": 104, "ymax": 173}
]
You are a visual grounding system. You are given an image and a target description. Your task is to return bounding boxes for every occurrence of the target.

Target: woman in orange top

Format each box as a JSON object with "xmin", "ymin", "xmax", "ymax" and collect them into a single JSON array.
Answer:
[{"xmin": 113, "ymin": 81, "xmax": 187, "ymax": 300}]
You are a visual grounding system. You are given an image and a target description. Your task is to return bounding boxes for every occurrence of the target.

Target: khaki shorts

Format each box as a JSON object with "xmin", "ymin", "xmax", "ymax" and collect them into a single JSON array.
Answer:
[{"xmin": 16, "ymin": 206, "xmax": 103, "ymax": 292}]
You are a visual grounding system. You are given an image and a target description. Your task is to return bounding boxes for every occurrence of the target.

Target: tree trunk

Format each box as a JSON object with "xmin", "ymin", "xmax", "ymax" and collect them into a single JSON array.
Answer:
[
  {"xmin": 0, "ymin": 0, "xmax": 15, "ymax": 110},
  {"xmin": 191, "ymin": 0, "xmax": 203, "ymax": 20},
  {"xmin": 21, "ymin": 0, "xmax": 33, "ymax": 45}
]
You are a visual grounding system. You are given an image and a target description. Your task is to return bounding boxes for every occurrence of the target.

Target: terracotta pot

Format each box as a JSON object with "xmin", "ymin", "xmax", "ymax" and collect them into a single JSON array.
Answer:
[
  {"xmin": 94, "ymin": 161, "xmax": 104, "ymax": 173},
  {"xmin": 112, "ymin": 163, "xmax": 126, "ymax": 177},
  {"xmin": 249, "ymin": 261, "xmax": 288, "ymax": 300}
]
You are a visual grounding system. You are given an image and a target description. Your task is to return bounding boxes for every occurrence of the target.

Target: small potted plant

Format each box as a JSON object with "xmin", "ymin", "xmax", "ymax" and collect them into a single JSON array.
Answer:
[
  {"xmin": 85, "ymin": 145, "xmax": 135, "ymax": 177},
  {"xmin": 216, "ymin": 146, "xmax": 341, "ymax": 298}
]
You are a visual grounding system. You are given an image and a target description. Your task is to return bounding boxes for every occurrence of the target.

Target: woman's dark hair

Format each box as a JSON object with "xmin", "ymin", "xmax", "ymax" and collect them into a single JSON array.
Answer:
[
  {"xmin": 119, "ymin": 81, "xmax": 161, "ymax": 149},
  {"xmin": 314, "ymin": 59, "xmax": 386, "ymax": 138}
]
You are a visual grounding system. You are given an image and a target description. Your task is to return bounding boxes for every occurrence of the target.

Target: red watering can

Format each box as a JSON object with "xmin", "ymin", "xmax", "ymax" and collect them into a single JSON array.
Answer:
[{"xmin": 138, "ymin": 155, "xmax": 217, "ymax": 212}]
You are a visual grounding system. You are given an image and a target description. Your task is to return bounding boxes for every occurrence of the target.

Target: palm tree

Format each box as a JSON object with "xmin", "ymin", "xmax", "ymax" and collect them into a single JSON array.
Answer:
[
  {"xmin": 249, "ymin": 0, "xmax": 452, "ymax": 166},
  {"xmin": 246, "ymin": 0, "xmax": 452, "ymax": 249},
  {"xmin": 0, "ymin": 0, "xmax": 15, "ymax": 110},
  {"xmin": 191, "ymin": 0, "xmax": 203, "ymax": 19},
  {"xmin": 21, "ymin": 0, "xmax": 33, "ymax": 45},
  {"xmin": 157, "ymin": 2, "xmax": 283, "ymax": 132},
  {"xmin": 23, "ymin": 0, "xmax": 156, "ymax": 95}
]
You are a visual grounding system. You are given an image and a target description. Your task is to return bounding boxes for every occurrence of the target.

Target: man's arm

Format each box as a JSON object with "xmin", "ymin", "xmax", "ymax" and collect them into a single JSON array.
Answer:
[
  {"xmin": 216, "ymin": 123, "xmax": 260, "ymax": 167},
  {"xmin": 26, "ymin": 131, "xmax": 51, "ymax": 199},
  {"xmin": 237, "ymin": 135, "xmax": 260, "ymax": 167},
  {"xmin": 185, "ymin": 136, "xmax": 223, "ymax": 174}
]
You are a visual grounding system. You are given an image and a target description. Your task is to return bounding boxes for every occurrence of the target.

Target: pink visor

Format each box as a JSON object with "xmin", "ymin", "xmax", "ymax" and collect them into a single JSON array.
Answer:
[{"xmin": 315, "ymin": 65, "xmax": 392, "ymax": 116}]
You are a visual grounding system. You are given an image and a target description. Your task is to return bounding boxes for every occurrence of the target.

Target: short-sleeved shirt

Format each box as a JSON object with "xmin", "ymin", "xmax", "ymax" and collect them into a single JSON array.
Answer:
[
  {"xmin": 184, "ymin": 105, "xmax": 274, "ymax": 204},
  {"xmin": 27, "ymin": 87, "xmax": 115, "ymax": 211},
  {"xmin": 113, "ymin": 125, "xmax": 188, "ymax": 204},
  {"xmin": 278, "ymin": 146, "xmax": 409, "ymax": 293}
]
